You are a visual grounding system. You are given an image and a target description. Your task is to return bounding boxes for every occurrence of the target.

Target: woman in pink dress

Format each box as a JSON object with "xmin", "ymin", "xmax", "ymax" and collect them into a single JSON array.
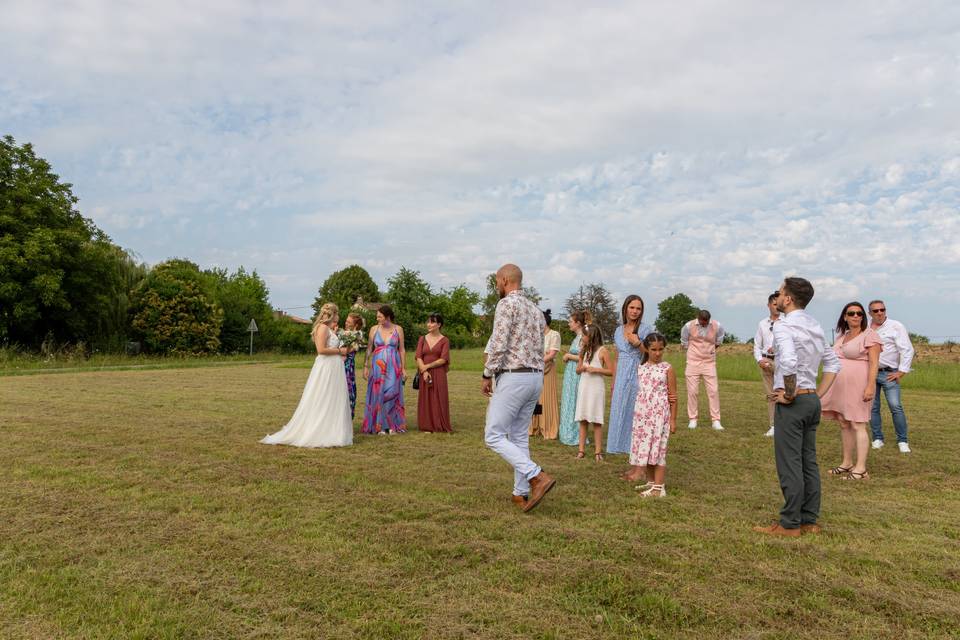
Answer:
[{"xmin": 820, "ymin": 301, "xmax": 881, "ymax": 480}]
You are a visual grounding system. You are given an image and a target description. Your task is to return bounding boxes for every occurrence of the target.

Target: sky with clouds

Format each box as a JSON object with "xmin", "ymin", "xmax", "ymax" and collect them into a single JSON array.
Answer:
[{"xmin": 3, "ymin": 1, "xmax": 959, "ymax": 341}]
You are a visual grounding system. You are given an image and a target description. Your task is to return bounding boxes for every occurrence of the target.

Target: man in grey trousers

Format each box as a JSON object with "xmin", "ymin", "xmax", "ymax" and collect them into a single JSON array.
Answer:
[
  {"xmin": 481, "ymin": 264, "xmax": 556, "ymax": 513},
  {"xmin": 754, "ymin": 277, "xmax": 840, "ymax": 537}
]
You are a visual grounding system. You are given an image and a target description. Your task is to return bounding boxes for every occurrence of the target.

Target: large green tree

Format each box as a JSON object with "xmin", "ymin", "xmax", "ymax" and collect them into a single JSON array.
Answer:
[
  {"xmin": 385, "ymin": 266, "xmax": 433, "ymax": 348},
  {"xmin": 129, "ymin": 259, "xmax": 223, "ymax": 355},
  {"xmin": 312, "ymin": 264, "xmax": 380, "ymax": 317},
  {"xmin": 0, "ymin": 135, "xmax": 142, "ymax": 348},
  {"xmin": 431, "ymin": 284, "xmax": 482, "ymax": 347},
  {"xmin": 654, "ymin": 293, "xmax": 698, "ymax": 343},
  {"xmin": 207, "ymin": 266, "xmax": 275, "ymax": 353}
]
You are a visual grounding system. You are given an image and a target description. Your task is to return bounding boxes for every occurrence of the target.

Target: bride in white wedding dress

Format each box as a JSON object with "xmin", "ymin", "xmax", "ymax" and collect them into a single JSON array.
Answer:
[{"xmin": 261, "ymin": 303, "xmax": 353, "ymax": 448}]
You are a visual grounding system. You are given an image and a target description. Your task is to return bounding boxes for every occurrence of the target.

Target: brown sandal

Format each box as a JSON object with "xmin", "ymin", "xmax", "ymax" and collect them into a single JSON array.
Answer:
[
  {"xmin": 842, "ymin": 470, "xmax": 870, "ymax": 481},
  {"xmin": 575, "ymin": 451, "xmax": 585, "ymax": 459},
  {"xmin": 829, "ymin": 465, "xmax": 852, "ymax": 475}
]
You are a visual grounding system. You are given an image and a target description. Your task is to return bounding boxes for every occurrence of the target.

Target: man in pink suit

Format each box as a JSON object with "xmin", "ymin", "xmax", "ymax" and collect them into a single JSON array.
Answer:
[{"xmin": 681, "ymin": 309, "xmax": 725, "ymax": 431}]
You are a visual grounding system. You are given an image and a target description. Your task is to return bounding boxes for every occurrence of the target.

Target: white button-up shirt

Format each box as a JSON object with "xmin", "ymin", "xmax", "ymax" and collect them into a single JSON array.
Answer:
[
  {"xmin": 872, "ymin": 319, "xmax": 914, "ymax": 373},
  {"xmin": 753, "ymin": 315, "xmax": 780, "ymax": 362},
  {"xmin": 772, "ymin": 309, "xmax": 841, "ymax": 390}
]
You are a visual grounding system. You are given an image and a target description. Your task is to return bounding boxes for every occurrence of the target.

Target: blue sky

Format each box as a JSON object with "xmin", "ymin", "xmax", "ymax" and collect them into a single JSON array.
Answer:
[{"xmin": 2, "ymin": 1, "xmax": 959, "ymax": 341}]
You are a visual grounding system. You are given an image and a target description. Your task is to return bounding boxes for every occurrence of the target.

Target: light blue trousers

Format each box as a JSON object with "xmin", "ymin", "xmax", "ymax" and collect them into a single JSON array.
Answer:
[{"xmin": 484, "ymin": 372, "xmax": 543, "ymax": 497}]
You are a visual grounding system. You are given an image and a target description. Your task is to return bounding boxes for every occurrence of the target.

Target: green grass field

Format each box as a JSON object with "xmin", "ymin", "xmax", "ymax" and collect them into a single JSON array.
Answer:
[{"xmin": 2, "ymin": 350, "xmax": 958, "ymax": 639}]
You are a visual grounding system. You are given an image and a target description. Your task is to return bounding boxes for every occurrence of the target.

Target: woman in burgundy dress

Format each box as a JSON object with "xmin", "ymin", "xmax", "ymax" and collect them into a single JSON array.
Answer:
[{"xmin": 415, "ymin": 312, "xmax": 452, "ymax": 432}]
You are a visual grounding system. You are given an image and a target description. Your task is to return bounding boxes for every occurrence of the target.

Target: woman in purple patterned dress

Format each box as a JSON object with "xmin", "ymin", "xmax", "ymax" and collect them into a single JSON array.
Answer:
[{"xmin": 362, "ymin": 305, "xmax": 408, "ymax": 434}]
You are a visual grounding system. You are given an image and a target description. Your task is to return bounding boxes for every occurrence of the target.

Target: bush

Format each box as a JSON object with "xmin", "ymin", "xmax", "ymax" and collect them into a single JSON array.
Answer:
[{"xmin": 129, "ymin": 260, "xmax": 223, "ymax": 355}]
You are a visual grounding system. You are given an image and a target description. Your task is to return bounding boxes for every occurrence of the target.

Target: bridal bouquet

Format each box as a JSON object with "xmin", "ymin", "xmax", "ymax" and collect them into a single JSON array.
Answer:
[{"xmin": 337, "ymin": 329, "xmax": 365, "ymax": 352}]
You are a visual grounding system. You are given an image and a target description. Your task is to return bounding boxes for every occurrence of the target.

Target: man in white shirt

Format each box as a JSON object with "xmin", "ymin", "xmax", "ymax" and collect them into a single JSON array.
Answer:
[
  {"xmin": 754, "ymin": 292, "xmax": 781, "ymax": 437},
  {"xmin": 867, "ymin": 300, "xmax": 915, "ymax": 453},
  {"xmin": 754, "ymin": 277, "xmax": 840, "ymax": 538},
  {"xmin": 680, "ymin": 310, "xmax": 725, "ymax": 430}
]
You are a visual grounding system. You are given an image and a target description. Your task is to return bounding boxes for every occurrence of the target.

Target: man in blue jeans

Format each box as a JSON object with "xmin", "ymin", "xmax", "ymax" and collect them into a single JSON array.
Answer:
[{"xmin": 868, "ymin": 300, "xmax": 915, "ymax": 453}]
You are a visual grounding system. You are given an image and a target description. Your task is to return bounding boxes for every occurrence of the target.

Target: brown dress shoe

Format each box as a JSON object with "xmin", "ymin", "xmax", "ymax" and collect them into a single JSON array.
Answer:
[
  {"xmin": 511, "ymin": 495, "xmax": 528, "ymax": 508},
  {"xmin": 800, "ymin": 523, "xmax": 822, "ymax": 534},
  {"xmin": 522, "ymin": 471, "xmax": 556, "ymax": 513},
  {"xmin": 752, "ymin": 523, "xmax": 801, "ymax": 537}
]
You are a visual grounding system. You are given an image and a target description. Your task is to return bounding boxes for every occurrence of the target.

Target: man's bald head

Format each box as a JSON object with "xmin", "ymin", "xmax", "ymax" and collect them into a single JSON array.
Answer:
[{"xmin": 497, "ymin": 264, "xmax": 523, "ymax": 285}]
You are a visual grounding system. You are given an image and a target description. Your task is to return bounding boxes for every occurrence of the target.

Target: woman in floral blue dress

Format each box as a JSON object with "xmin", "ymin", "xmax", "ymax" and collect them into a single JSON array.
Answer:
[
  {"xmin": 559, "ymin": 310, "xmax": 591, "ymax": 445},
  {"xmin": 339, "ymin": 312, "xmax": 365, "ymax": 420},
  {"xmin": 607, "ymin": 295, "xmax": 653, "ymax": 457},
  {"xmin": 362, "ymin": 305, "xmax": 407, "ymax": 434}
]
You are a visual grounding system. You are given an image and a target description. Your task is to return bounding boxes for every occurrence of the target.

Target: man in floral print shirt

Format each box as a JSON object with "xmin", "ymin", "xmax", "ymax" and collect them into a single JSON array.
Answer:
[{"xmin": 481, "ymin": 264, "xmax": 556, "ymax": 513}]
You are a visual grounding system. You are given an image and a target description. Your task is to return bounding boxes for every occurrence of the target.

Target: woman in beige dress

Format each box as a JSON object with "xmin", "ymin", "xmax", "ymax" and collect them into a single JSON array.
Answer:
[{"xmin": 530, "ymin": 309, "xmax": 561, "ymax": 439}]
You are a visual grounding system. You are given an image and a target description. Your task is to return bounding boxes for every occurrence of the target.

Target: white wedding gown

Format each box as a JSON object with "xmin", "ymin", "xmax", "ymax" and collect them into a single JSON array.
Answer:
[{"xmin": 261, "ymin": 331, "xmax": 353, "ymax": 448}]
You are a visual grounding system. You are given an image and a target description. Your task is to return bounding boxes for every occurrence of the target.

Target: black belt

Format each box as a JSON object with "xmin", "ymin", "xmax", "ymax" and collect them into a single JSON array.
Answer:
[
  {"xmin": 762, "ymin": 354, "xmax": 775, "ymax": 359},
  {"xmin": 878, "ymin": 366, "xmax": 896, "ymax": 372},
  {"xmin": 495, "ymin": 367, "xmax": 542, "ymax": 379}
]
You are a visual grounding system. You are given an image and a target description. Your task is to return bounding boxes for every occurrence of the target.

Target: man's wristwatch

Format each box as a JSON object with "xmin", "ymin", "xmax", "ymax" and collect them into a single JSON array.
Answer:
[{"xmin": 482, "ymin": 368, "xmax": 493, "ymax": 380}]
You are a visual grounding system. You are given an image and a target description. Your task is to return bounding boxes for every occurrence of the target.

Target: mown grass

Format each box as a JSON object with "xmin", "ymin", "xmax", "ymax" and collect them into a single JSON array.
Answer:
[{"xmin": 1, "ymin": 357, "xmax": 958, "ymax": 639}]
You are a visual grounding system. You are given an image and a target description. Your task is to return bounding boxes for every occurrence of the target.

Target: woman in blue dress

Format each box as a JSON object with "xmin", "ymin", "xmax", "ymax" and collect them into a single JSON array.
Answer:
[
  {"xmin": 559, "ymin": 310, "xmax": 592, "ymax": 446},
  {"xmin": 607, "ymin": 295, "xmax": 652, "ymax": 459},
  {"xmin": 362, "ymin": 305, "xmax": 408, "ymax": 435}
]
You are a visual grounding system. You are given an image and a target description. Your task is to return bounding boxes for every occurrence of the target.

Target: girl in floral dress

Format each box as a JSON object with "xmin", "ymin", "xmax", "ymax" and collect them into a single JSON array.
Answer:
[{"xmin": 629, "ymin": 333, "xmax": 678, "ymax": 497}]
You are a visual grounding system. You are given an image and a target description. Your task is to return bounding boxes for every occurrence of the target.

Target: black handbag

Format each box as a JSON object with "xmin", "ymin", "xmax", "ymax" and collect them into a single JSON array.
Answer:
[{"xmin": 412, "ymin": 372, "xmax": 421, "ymax": 390}]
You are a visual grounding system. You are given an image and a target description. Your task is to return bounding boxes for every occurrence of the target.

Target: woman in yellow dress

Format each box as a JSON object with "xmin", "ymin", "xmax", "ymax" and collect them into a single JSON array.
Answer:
[{"xmin": 530, "ymin": 309, "xmax": 562, "ymax": 439}]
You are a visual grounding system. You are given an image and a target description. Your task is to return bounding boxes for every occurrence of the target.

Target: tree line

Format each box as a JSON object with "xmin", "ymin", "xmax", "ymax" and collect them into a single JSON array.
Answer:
[{"xmin": 1, "ymin": 135, "xmax": 734, "ymax": 356}]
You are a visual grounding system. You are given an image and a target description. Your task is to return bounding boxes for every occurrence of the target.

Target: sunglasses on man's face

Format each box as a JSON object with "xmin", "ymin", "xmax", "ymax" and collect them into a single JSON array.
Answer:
[
  {"xmin": 846, "ymin": 311, "xmax": 865, "ymax": 317},
  {"xmin": 870, "ymin": 308, "xmax": 886, "ymax": 313}
]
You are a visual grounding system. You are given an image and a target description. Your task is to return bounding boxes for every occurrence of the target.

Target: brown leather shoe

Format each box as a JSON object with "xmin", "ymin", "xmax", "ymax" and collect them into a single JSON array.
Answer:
[
  {"xmin": 511, "ymin": 495, "xmax": 527, "ymax": 508},
  {"xmin": 752, "ymin": 523, "xmax": 801, "ymax": 537},
  {"xmin": 800, "ymin": 523, "xmax": 822, "ymax": 534},
  {"xmin": 522, "ymin": 471, "xmax": 556, "ymax": 513}
]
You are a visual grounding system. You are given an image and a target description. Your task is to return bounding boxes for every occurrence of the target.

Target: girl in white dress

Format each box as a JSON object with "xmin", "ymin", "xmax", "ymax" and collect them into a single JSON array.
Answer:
[
  {"xmin": 574, "ymin": 324, "xmax": 614, "ymax": 462},
  {"xmin": 261, "ymin": 303, "xmax": 353, "ymax": 448}
]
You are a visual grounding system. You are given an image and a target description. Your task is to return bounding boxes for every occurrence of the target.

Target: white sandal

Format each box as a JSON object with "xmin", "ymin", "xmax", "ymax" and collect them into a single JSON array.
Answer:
[
  {"xmin": 639, "ymin": 484, "xmax": 666, "ymax": 498},
  {"xmin": 634, "ymin": 481, "xmax": 653, "ymax": 491}
]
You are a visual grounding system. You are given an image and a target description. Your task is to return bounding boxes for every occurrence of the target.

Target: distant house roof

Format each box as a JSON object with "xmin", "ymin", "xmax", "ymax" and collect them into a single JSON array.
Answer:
[
  {"xmin": 351, "ymin": 296, "xmax": 384, "ymax": 312},
  {"xmin": 273, "ymin": 310, "xmax": 312, "ymax": 325}
]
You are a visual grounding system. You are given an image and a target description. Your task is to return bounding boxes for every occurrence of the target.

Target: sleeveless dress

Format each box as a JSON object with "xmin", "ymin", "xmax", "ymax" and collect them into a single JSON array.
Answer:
[
  {"xmin": 362, "ymin": 329, "xmax": 407, "ymax": 434},
  {"xmin": 821, "ymin": 328, "xmax": 882, "ymax": 423},
  {"xmin": 558, "ymin": 333, "xmax": 582, "ymax": 445},
  {"xmin": 630, "ymin": 361, "xmax": 672, "ymax": 466},
  {"xmin": 607, "ymin": 323, "xmax": 653, "ymax": 454},
  {"xmin": 575, "ymin": 347, "xmax": 606, "ymax": 424},
  {"xmin": 261, "ymin": 331, "xmax": 353, "ymax": 448}
]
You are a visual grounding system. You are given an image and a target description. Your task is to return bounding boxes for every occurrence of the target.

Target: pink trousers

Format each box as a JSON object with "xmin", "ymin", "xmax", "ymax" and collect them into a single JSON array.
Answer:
[{"xmin": 685, "ymin": 360, "xmax": 720, "ymax": 421}]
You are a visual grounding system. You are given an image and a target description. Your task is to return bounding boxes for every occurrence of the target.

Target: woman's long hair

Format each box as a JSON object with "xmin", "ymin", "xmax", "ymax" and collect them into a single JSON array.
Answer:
[
  {"xmin": 570, "ymin": 309, "xmax": 593, "ymax": 328},
  {"xmin": 312, "ymin": 303, "xmax": 339, "ymax": 336},
  {"xmin": 639, "ymin": 332, "xmax": 667, "ymax": 365},
  {"xmin": 835, "ymin": 301, "xmax": 867, "ymax": 336},
  {"xmin": 621, "ymin": 295, "xmax": 645, "ymax": 336},
  {"xmin": 581, "ymin": 323, "xmax": 604, "ymax": 364}
]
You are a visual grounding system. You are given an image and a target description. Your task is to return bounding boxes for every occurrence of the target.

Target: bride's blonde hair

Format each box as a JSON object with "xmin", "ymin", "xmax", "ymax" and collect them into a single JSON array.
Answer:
[{"xmin": 312, "ymin": 303, "xmax": 339, "ymax": 336}]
